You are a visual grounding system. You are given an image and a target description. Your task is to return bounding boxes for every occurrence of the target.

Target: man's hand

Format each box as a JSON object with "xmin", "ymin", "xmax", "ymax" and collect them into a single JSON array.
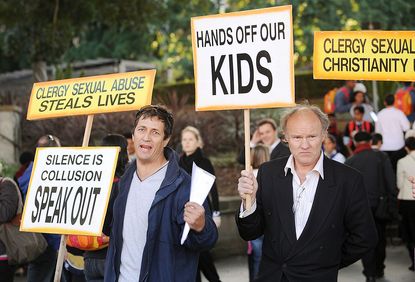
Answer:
[
  {"xmin": 238, "ymin": 170, "xmax": 258, "ymax": 209},
  {"xmin": 184, "ymin": 202, "xmax": 206, "ymax": 232},
  {"xmin": 409, "ymin": 176, "xmax": 415, "ymax": 198},
  {"xmin": 251, "ymin": 129, "xmax": 261, "ymax": 145}
]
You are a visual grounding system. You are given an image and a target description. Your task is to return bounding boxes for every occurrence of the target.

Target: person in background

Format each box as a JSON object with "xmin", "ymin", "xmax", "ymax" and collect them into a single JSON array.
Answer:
[
  {"xmin": 179, "ymin": 126, "xmax": 221, "ymax": 282},
  {"xmin": 123, "ymin": 132, "xmax": 136, "ymax": 162},
  {"xmin": 350, "ymin": 83, "xmax": 375, "ymax": 123},
  {"xmin": 238, "ymin": 118, "xmax": 290, "ymax": 165},
  {"xmin": 345, "ymin": 131, "xmax": 397, "ymax": 281},
  {"xmin": 247, "ymin": 144, "xmax": 269, "ymax": 281},
  {"xmin": 323, "ymin": 134, "xmax": 346, "ymax": 163},
  {"xmin": 236, "ymin": 104, "xmax": 377, "ymax": 281},
  {"xmin": 18, "ymin": 134, "xmax": 62, "ymax": 282},
  {"xmin": 82, "ymin": 134, "xmax": 129, "ymax": 281},
  {"xmin": 344, "ymin": 106, "xmax": 374, "ymax": 155},
  {"xmin": 0, "ymin": 168, "xmax": 19, "ymax": 282},
  {"xmin": 375, "ymin": 94, "xmax": 410, "ymax": 173},
  {"xmin": 396, "ymin": 136, "xmax": 415, "ymax": 271},
  {"xmin": 371, "ymin": 133, "xmax": 383, "ymax": 150},
  {"xmin": 394, "ymin": 82, "xmax": 415, "ymax": 122},
  {"xmin": 105, "ymin": 105, "xmax": 217, "ymax": 282},
  {"xmin": 13, "ymin": 151, "xmax": 34, "ymax": 184},
  {"xmin": 334, "ymin": 80, "xmax": 356, "ymax": 114}
]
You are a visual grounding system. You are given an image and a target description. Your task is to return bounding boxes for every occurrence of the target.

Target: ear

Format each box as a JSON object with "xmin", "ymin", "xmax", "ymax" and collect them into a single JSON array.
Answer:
[{"xmin": 163, "ymin": 137, "xmax": 171, "ymax": 147}]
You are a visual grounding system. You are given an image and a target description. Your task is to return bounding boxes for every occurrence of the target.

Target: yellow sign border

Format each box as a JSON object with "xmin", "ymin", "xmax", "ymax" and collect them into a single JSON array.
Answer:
[
  {"xmin": 191, "ymin": 5, "xmax": 295, "ymax": 111},
  {"xmin": 20, "ymin": 146, "xmax": 119, "ymax": 236}
]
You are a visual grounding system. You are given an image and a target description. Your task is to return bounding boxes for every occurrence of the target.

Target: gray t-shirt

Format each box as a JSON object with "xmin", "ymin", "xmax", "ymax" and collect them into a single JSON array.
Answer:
[{"xmin": 119, "ymin": 162, "xmax": 168, "ymax": 282}]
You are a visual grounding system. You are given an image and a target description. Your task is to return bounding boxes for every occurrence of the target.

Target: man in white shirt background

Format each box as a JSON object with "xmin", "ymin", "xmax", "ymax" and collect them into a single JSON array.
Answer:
[{"xmin": 375, "ymin": 94, "xmax": 410, "ymax": 173}]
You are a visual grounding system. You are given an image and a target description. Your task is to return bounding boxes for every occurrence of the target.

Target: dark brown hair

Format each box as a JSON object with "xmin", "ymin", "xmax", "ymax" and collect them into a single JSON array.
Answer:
[{"xmin": 133, "ymin": 105, "xmax": 174, "ymax": 140}]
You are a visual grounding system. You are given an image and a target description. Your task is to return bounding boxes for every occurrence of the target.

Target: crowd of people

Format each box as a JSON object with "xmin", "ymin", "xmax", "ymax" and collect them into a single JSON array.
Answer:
[{"xmin": 0, "ymin": 81, "xmax": 415, "ymax": 282}]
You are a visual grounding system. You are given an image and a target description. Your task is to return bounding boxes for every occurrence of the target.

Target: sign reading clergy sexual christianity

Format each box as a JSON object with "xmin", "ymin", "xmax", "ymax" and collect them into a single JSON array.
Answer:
[
  {"xmin": 27, "ymin": 70, "xmax": 156, "ymax": 120},
  {"xmin": 20, "ymin": 147, "xmax": 119, "ymax": 235},
  {"xmin": 191, "ymin": 5, "xmax": 295, "ymax": 111},
  {"xmin": 314, "ymin": 31, "xmax": 415, "ymax": 81}
]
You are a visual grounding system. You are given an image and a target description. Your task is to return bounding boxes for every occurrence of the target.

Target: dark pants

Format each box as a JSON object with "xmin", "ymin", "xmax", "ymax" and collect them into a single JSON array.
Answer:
[
  {"xmin": 384, "ymin": 148, "xmax": 407, "ymax": 174},
  {"xmin": 27, "ymin": 245, "xmax": 57, "ymax": 282},
  {"xmin": 362, "ymin": 208, "xmax": 386, "ymax": 277},
  {"xmin": 84, "ymin": 257, "xmax": 105, "ymax": 282},
  {"xmin": 399, "ymin": 200, "xmax": 415, "ymax": 268},
  {"xmin": 195, "ymin": 251, "xmax": 220, "ymax": 282},
  {"xmin": 0, "ymin": 260, "xmax": 15, "ymax": 282}
]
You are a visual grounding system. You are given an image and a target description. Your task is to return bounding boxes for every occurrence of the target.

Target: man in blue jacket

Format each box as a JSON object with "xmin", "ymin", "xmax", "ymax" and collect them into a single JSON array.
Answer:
[{"xmin": 105, "ymin": 105, "xmax": 218, "ymax": 282}]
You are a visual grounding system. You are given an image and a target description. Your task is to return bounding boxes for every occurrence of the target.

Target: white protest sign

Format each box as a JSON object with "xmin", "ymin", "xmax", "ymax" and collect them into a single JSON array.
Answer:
[
  {"xmin": 191, "ymin": 5, "xmax": 295, "ymax": 111},
  {"xmin": 20, "ymin": 147, "xmax": 119, "ymax": 236}
]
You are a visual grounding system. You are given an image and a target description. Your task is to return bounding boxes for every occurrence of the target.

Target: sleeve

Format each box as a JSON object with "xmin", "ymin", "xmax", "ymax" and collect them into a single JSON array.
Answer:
[
  {"xmin": 397, "ymin": 159, "xmax": 404, "ymax": 191},
  {"xmin": 340, "ymin": 173, "xmax": 378, "ymax": 268},
  {"xmin": 235, "ymin": 166, "xmax": 265, "ymax": 241},
  {"xmin": 400, "ymin": 112, "xmax": 410, "ymax": 131},
  {"xmin": 334, "ymin": 90, "xmax": 352, "ymax": 113},
  {"xmin": 382, "ymin": 153, "xmax": 398, "ymax": 197},
  {"xmin": 0, "ymin": 179, "xmax": 19, "ymax": 223}
]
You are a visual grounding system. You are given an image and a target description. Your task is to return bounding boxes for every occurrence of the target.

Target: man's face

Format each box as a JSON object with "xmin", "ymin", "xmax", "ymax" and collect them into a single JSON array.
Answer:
[
  {"xmin": 285, "ymin": 110, "xmax": 325, "ymax": 168},
  {"xmin": 132, "ymin": 116, "xmax": 169, "ymax": 164},
  {"xmin": 258, "ymin": 123, "xmax": 277, "ymax": 146},
  {"xmin": 346, "ymin": 80, "xmax": 356, "ymax": 89},
  {"xmin": 354, "ymin": 110, "xmax": 363, "ymax": 121}
]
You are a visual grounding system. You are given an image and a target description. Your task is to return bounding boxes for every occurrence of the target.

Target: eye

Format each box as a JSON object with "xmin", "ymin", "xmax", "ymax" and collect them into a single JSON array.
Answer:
[{"xmin": 136, "ymin": 127, "xmax": 144, "ymax": 132}]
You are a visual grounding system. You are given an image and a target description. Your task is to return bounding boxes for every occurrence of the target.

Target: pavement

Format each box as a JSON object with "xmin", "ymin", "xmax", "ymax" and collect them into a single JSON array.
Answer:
[
  {"xmin": 202, "ymin": 245, "xmax": 415, "ymax": 282},
  {"xmin": 14, "ymin": 245, "xmax": 414, "ymax": 282}
]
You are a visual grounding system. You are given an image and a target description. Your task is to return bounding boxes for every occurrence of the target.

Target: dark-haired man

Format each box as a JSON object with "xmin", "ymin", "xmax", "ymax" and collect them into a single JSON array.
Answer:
[
  {"xmin": 238, "ymin": 118, "xmax": 290, "ymax": 164},
  {"xmin": 105, "ymin": 105, "xmax": 218, "ymax": 282}
]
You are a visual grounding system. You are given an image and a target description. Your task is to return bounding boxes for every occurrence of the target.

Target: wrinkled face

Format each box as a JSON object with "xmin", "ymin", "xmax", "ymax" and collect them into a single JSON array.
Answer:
[
  {"xmin": 323, "ymin": 137, "xmax": 336, "ymax": 154},
  {"xmin": 285, "ymin": 110, "xmax": 325, "ymax": 169},
  {"xmin": 132, "ymin": 116, "xmax": 169, "ymax": 164},
  {"xmin": 181, "ymin": 131, "xmax": 199, "ymax": 155},
  {"xmin": 354, "ymin": 92, "xmax": 364, "ymax": 104},
  {"xmin": 126, "ymin": 138, "xmax": 135, "ymax": 155},
  {"xmin": 258, "ymin": 123, "xmax": 277, "ymax": 146}
]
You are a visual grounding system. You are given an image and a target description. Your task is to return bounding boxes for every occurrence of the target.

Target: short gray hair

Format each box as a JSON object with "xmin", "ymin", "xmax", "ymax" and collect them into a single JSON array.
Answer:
[{"xmin": 280, "ymin": 104, "xmax": 329, "ymax": 135}]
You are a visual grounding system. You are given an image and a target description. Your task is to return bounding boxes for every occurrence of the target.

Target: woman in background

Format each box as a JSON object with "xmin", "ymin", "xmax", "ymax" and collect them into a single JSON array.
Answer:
[{"xmin": 179, "ymin": 126, "xmax": 221, "ymax": 282}]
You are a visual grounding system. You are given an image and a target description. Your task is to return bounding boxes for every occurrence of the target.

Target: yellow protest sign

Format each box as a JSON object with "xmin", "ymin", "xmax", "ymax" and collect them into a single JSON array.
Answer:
[
  {"xmin": 313, "ymin": 31, "xmax": 415, "ymax": 81},
  {"xmin": 27, "ymin": 70, "xmax": 156, "ymax": 120}
]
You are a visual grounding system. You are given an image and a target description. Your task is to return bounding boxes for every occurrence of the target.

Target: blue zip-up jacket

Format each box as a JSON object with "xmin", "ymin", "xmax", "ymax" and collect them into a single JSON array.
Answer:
[{"xmin": 104, "ymin": 147, "xmax": 218, "ymax": 282}]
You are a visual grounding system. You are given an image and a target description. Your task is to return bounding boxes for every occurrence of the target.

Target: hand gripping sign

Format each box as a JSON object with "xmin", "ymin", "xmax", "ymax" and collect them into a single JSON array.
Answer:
[{"xmin": 191, "ymin": 5, "xmax": 295, "ymax": 209}]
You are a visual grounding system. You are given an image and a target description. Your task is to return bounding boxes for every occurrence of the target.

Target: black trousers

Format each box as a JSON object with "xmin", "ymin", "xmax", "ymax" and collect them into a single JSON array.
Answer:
[
  {"xmin": 0, "ymin": 260, "xmax": 15, "ymax": 282},
  {"xmin": 195, "ymin": 251, "xmax": 220, "ymax": 282},
  {"xmin": 362, "ymin": 208, "xmax": 386, "ymax": 277},
  {"xmin": 384, "ymin": 148, "xmax": 407, "ymax": 174},
  {"xmin": 399, "ymin": 200, "xmax": 415, "ymax": 267}
]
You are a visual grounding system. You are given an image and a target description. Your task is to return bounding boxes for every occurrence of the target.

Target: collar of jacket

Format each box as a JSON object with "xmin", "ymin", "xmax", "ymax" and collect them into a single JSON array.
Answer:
[{"xmin": 353, "ymin": 143, "xmax": 372, "ymax": 155}]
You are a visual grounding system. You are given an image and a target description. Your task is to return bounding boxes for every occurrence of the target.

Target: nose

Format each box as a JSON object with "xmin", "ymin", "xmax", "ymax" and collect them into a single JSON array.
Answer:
[{"xmin": 299, "ymin": 137, "xmax": 311, "ymax": 148}]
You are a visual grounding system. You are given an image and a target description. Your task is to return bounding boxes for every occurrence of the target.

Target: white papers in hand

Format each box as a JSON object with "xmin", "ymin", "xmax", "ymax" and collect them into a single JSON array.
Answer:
[{"xmin": 180, "ymin": 162, "xmax": 216, "ymax": 245}]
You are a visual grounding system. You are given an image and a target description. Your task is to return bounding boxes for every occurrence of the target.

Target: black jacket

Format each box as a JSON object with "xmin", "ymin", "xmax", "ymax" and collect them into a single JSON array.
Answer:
[
  {"xmin": 179, "ymin": 148, "xmax": 219, "ymax": 212},
  {"xmin": 345, "ymin": 145, "xmax": 398, "ymax": 208},
  {"xmin": 236, "ymin": 156, "xmax": 377, "ymax": 281}
]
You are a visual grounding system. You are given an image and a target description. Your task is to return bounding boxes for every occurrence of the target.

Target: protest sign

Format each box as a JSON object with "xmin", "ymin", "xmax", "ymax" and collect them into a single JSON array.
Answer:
[
  {"xmin": 191, "ymin": 5, "xmax": 295, "ymax": 111},
  {"xmin": 20, "ymin": 147, "xmax": 119, "ymax": 236},
  {"xmin": 314, "ymin": 31, "xmax": 415, "ymax": 81},
  {"xmin": 27, "ymin": 70, "xmax": 156, "ymax": 120}
]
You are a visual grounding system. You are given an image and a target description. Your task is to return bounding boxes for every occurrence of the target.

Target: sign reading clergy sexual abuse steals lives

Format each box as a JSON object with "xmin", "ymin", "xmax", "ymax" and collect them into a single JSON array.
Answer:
[
  {"xmin": 27, "ymin": 70, "xmax": 156, "ymax": 120},
  {"xmin": 191, "ymin": 5, "xmax": 295, "ymax": 111},
  {"xmin": 314, "ymin": 31, "xmax": 415, "ymax": 81},
  {"xmin": 20, "ymin": 147, "xmax": 119, "ymax": 235}
]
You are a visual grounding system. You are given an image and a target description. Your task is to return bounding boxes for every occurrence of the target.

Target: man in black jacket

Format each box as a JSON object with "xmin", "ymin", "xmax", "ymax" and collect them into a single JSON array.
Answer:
[
  {"xmin": 345, "ymin": 131, "xmax": 398, "ymax": 281},
  {"xmin": 236, "ymin": 105, "xmax": 377, "ymax": 282},
  {"xmin": 238, "ymin": 118, "xmax": 290, "ymax": 164}
]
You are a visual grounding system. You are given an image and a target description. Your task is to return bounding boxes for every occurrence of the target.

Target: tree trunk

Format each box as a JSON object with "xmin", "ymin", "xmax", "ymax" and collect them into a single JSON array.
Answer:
[{"xmin": 32, "ymin": 61, "xmax": 48, "ymax": 82}]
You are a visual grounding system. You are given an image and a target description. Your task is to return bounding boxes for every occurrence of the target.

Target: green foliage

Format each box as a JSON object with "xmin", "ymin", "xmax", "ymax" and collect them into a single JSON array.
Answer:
[{"xmin": 0, "ymin": 160, "xmax": 19, "ymax": 178}]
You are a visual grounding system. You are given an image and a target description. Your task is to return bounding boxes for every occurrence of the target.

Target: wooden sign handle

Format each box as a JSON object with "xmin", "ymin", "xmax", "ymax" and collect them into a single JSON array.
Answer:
[
  {"xmin": 53, "ymin": 114, "xmax": 94, "ymax": 282},
  {"xmin": 244, "ymin": 109, "xmax": 252, "ymax": 211}
]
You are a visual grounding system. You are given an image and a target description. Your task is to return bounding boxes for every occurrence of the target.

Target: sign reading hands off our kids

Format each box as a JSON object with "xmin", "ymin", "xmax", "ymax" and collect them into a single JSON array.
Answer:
[
  {"xmin": 27, "ymin": 70, "xmax": 156, "ymax": 120},
  {"xmin": 20, "ymin": 147, "xmax": 119, "ymax": 235},
  {"xmin": 314, "ymin": 31, "xmax": 415, "ymax": 81},
  {"xmin": 191, "ymin": 5, "xmax": 295, "ymax": 111}
]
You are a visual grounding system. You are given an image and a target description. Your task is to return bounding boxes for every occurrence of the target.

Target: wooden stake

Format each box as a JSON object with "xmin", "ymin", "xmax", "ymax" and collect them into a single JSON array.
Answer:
[
  {"xmin": 53, "ymin": 114, "xmax": 94, "ymax": 282},
  {"xmin": 244, "ymin": 109, "xmax": 252, "ymax": 211}
]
